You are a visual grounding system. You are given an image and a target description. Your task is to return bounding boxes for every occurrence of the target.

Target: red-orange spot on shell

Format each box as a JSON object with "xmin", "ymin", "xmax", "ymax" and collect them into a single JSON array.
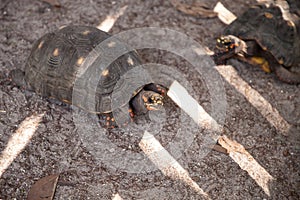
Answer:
[
  {"xmin": 101, "ymin": 69, "xmax": 109, "ymax": 76},
  {"xmin": 62, "ymin": 99, "xmax": 71, "ymax": 104},
  {"xmin": 53, "ymin": 48, "xmax": 59, "ymax": 56},
  {"xmin": 287, "ymin": 21, "xmax": 294, "ymax": 27},
  {"xmin": 264, "ymin": 12, "xmax": 273, "ymax": 19},
  {"xmin": 82, "ymin": 30, "xmax": 91, "ymax": 35},
  {"xmin": 262, "ymin": 46, "xmax": 267, "ymax": 51},
  {"xmin": 127, "ymin": 56, "xmax": 134, "ymax": 65},
  {"xmin": 77, "ymin": 57, "xmax": 84, "ymax": 65},
  {"xmin": 38, "ymin": 41, "xmax": 44, "ymax": 49},
  {"xmin": 279, "ymin": 58, "xmax": 284, "ymax": 64}
]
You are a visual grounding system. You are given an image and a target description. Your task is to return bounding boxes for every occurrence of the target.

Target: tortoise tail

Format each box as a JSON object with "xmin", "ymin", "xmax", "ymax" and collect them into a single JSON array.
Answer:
[{"xmin": 274, "ymin": 66, "xmax": 300, "ymax": 84}]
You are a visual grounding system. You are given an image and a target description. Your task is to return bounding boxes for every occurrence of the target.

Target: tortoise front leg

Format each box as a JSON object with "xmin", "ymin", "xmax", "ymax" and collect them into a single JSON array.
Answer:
[
  {"xmin": 211, "ymin": 51, "xmax": 237, "ymax": 65},
  {"xmin": 274, "ymin": 65, "xmax": 300, "ymax": 84},
  {"xmin": 236, "ymin": 55, "xmax": 272, "ymax": 73}
]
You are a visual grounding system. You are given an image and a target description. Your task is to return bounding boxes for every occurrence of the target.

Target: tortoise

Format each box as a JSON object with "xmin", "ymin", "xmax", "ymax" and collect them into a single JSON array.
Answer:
[
  {"xmin": 10, "ymin": 25, "xmax": 167, "ymax": 128},
  {"xmin": 214, "ymin": 1, "xmax": 300, "ymax": 84}
]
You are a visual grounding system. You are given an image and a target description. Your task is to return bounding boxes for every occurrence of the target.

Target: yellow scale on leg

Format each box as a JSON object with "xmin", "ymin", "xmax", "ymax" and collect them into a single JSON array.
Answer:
[{"xmin": 249, "ymin": 56, "xmax": 271, "ymax": 73}]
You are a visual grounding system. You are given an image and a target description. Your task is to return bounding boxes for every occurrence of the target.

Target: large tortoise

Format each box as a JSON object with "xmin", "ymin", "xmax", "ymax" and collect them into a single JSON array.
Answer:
[
  {"xmin": 11, "ymin": 25, "xmax": 166, "ymax": 128},
  {"xmin": 214, "ymin": 0, "xmax": 300, "ymax": 84}
]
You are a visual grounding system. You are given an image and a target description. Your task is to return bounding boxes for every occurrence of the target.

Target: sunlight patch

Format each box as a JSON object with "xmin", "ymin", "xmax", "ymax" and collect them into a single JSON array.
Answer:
[
  {"xmin": 218, "ymin": 135, "xmax": 275, "ymax": 196},
  {"xmin": 139, "ymin": 131, "xmax": 210, "ymax": 199},
  {"xmin": 97, "ymin": 6, "xmax": 128, "ymax": 32},
  {"xmin": 168, "ymin": 81, "xmax": 221, "ymax": 138},
  {"xmin": 0, "ymin": 113, "xmax": 44, "ymax": 177},
  {"xmin": 112, "ymin": 193, "xmax": 123, "ymax": 200},
  {"xmin": 214, "ymin": 2, "xmax": 237, "ymax": 24},
  {"xmin": 216, "ymin": 65, "xmax": 291, "ymax": 135}
]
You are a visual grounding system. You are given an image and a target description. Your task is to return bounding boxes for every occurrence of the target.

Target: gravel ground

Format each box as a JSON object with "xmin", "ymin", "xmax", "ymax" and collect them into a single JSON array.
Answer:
[{"xmin": 0, "ymin": 0, "xmax": 299, "ymax": 199}]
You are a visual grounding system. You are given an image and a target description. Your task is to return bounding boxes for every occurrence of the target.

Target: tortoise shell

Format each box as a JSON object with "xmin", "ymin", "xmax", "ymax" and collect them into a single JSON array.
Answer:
[
  {"xmin": 24, "ymin": 25, "xmax": 144, "ymax": 113},
  {"xmin": 223, "ymin": 2, "xmax": 300, "ymax": 69}
]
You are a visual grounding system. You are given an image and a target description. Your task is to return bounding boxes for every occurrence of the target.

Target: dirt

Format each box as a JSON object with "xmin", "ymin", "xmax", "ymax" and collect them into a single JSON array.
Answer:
[{"xmin": 0, "ymin": 0, "xmax": 299, "ymax": 199}]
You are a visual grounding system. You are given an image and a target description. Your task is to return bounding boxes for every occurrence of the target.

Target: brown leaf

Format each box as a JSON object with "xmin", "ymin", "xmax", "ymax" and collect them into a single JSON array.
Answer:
[
  {"xmin": 27, "ymin": 174, "xmax": 59, "ymax": 200},
  {"xmin": 170, "ymin": 0, "xmax": 217, "ymax": 18},
  {"xmin": 211, "ymin": 143, "xmax": 228, "ymax": 154},
  {"xmin": 39, "ymin": 0, "xmax": 61, "ymax": 7}
]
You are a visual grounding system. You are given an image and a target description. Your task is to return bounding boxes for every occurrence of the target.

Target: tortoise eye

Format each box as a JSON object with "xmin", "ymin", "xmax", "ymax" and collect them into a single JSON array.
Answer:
[{"xmin": 218, "ymin": 37, "xmax": 232, "ymax": 45}]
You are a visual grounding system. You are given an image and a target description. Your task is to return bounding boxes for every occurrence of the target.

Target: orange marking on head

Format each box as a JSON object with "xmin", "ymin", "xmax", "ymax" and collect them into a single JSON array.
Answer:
[
  {"xmin": 146, "ymin": 105, "xmax": 156, "ymax": 111},
  {"xmin": 107, "ymin": 41, "xmax": 116, "ymax": 47},
  {"xmin": 142, "ymin": 95, "xmax": 148, "ymax": 103},
  {"xmin": 230, "ymin": 43, "xmax": 238, "ymax": 49}
]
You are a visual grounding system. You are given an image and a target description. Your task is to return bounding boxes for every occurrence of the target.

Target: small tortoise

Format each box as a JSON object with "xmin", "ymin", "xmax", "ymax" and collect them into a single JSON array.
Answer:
[
  {"xmin": 214, "ymin": 1, "xmax": 300, "ymax": 84},
  {"xmin": 11, "ymin": 25, "xmax": 166, "ymax": 128}
]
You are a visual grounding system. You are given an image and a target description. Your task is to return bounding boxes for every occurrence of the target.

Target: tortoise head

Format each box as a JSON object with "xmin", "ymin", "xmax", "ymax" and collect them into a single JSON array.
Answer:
[
  {"xmin": 216, "ymin": 35, "xmax": 247, "ymax": 55},
  {"xmin": 130, "ymin": 89, "xmax": 164, "ymax": 116},
  {"xmin": 142, "ymin": 91, "xmax": 164, "ymax": 111}
]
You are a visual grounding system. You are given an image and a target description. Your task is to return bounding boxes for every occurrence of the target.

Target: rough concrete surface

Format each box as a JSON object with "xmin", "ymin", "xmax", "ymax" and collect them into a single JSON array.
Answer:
[{"xmin": 0, "ymin": 0, "xmax": 299, "ymax": 199}]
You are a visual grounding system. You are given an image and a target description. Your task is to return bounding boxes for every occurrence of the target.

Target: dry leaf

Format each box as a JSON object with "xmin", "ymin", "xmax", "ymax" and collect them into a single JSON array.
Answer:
[
  {"xmin": 39, "ymin": 0, "xmax": 61, "ymax": 7},
  {"xmin": 170, "ymin": 0, "xmax": 217, "ymax": 18},
  {"xmin": 27, "ymin": 174, "xmax": 59, "ymax": 200}
]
